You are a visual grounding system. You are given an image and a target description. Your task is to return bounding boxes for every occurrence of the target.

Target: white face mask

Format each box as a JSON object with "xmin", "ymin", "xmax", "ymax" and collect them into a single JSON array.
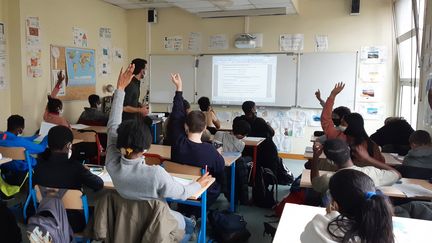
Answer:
[
  {"xmin": 338, "ymin": 126, "xmax": 347, "ymax": 132},
  {"xmin": 59, "ymin": 109, "xmax": 64, "ymax": 115},
  {"xmin": 96, "ymin": 103, "xmax": 102, "ymax": 110},
  {"xmin": 68, "ymin": 149, "xmax": 72, "ymax": 159}
]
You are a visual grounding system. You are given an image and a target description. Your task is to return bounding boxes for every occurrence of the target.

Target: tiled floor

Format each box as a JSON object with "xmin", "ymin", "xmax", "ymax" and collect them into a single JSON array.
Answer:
[{"xmin": 15, "ymin": 158, "xmax": 306, "ymax": 243}]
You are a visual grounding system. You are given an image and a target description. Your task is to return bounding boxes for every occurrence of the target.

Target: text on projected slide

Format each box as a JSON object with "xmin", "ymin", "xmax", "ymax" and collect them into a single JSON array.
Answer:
[{"xmin": 212, "ymin": 55, "xmax": 277, "ymax": 104}]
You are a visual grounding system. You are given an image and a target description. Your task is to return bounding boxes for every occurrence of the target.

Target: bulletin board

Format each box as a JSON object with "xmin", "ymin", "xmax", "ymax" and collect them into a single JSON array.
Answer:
[{"xmin": 50, "ymin": 45, "xmax": 96, "ymax": 101}]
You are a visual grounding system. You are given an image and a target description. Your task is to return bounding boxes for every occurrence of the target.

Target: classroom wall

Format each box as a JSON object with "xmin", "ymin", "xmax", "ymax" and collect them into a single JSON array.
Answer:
[
  {"xmin": 417, "ymin": 0, "xmax": 432, "ymax": 134},
  {"xmin": 127, "ymin": 0, "xmax": 396, "ymax": 154},
  {"xmin": 2, "ymin": 0, "xmax": 129, "ymax": 134},
  {"xmin": 0, "ymin": 0, "xmax": 13, "ymax": 130}
]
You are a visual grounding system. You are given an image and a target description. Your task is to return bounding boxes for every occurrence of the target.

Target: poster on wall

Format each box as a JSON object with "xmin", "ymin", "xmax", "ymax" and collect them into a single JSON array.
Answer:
[
  {"xmin": 360, "ymin": 46, "xmax": 387, "ymax": 64},
  {"xmin": 72, "ymin": 27, "xmax": 88, "ymax": 47},
  {"xmin": 187, "ymin": 32, "xmax": 202, "ymax": 52},
  {"xmin": 357, "ymin": 102, "xmax": 385, "ymax": 120},
  {"xmin": 25, "ymin": 17, "xmax": 42, "ymax": 78},
  {"xmin": 0, "ymin": 22, "xmax": 6, "ymax": 90},
  {"xmin": 280, "ymin": 34, "xmax": 304, "ymax": 52},
  {"xmin": 65, "ymin": 47, "xmax": 96, "ymax": 86},
  {"xmin": 113, "ymin": 47, "xmax": 124, "ymax": 63},
  {"xmin": 99, "ymin": 27, "xmax": 112, "ymax": 76},
  {"xmin": 208, "ymin": 34, "xmax": 228, "ymax": 50},
  {"xmin": 357, "ymin": 83, "xmax": 380, "ymax": 102},
  {"xmin": 163, "ymin": 36, "xmax": 183, "ymax": 51},
  {"xmin": 359, "ymin": 63, "xmax": 385, "ymax": 83},
  {"xmin": 315, "ymin": 35, "xmax": 328, "ymax": 52}
]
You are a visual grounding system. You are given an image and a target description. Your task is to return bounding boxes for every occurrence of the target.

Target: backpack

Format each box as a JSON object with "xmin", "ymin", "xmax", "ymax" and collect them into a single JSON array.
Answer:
[
  {"xmin": 208, "ymin": 210, "xmax": 251, "ymax": 243},
  {"xmin": 252, "ymin": 166, "xmax": 278, "ymax": 208},
  {"xmin": 27, "ymin": 187, "xmax": 74, "ymax": 243},
  {"xmin": 276, "ymin": 158, "xmax": 294, "ymax": 185}
]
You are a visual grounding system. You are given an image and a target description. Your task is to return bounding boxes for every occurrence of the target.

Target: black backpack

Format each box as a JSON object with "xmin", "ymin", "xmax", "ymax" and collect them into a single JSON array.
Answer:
[
  {"xmin": 208, "ymin": 210, "xmax": 251, "ymax": 243},
  {"xmin": 252, "ymin": 166, "xmax": 278, "ymax": 208},
  {"xmin": 276, "ymin": 158, "xmax": 294, "ymax": 185}
]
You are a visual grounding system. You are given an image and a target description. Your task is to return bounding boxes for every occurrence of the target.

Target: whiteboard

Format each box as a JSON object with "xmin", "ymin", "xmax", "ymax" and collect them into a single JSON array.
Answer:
[
  {"xmin": 149, "ymin": 55, "xmax": 195, "ymax": 103},
  {"xmin": 196, "ymin": 54, "xmax": 297, "ymax": 107},
  {"xmin": 297, "ymin": 52, "xmax": 358, "ymax": 109}
]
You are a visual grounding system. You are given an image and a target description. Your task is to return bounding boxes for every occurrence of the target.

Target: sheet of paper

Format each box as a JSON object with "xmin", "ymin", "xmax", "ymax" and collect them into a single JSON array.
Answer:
[
  {"xmin": 99, "ymin": 172, "xmax": 112, "ymax": 183},
  {"xmin": 73, "ymin": 27, "xmax": 88, "ymax": 47},
  {"xmin": 209, "ymin": 34, "xmax": 228, "ymax": 50},
  {"xmin": 173, "ymin": 176, "xmax": 193, "ymax": 186},
  {"xmin": 280, "ymin": 34, "xmax": 304, "ymax": 52},
  {"xmin": 187, "ymin": 32, "xmax": 201, "ymax": 52},
  {"xmin": 70, "ymin": 124, "xmax": 90, "ymax": 130},
  {"xmin": 243, "ymin": 137, "xmax": 264, "ymax": 142},
  {"xmin": 315, "ymin": 35, "xmax": 328, "ymax": 52},
  {"xmin": 163, "ymin": 36, "xmax": 183, "ymax": 51},
  {"xmin": 392, "ymin": 183, "xmax": 432, "ymax": 198},
  {"xmin": 39, "ymin": 122, "xmax": 57, "ymax": 137}
]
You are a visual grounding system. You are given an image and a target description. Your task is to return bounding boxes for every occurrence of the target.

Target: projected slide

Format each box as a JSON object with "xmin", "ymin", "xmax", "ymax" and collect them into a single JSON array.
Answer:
[{"xmin": 211, "ymin": 55, "xmax": 277, "ymax": 104}]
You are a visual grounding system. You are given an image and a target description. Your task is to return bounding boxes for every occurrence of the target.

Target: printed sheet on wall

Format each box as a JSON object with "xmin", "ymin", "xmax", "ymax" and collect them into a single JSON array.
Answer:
[{"xmin": 50, "ymin": 45, "xmax": 96, "ymax": 100}]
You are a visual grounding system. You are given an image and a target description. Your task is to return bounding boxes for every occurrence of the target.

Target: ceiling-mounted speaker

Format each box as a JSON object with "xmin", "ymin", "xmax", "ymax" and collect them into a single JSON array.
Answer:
[
  {"xmin": 350, "ymin": 0, "xmax": 360, "ymax": 15},
  {"xmin": 148, "ymin": 9, "xmax": 157, "ymax": 23}
]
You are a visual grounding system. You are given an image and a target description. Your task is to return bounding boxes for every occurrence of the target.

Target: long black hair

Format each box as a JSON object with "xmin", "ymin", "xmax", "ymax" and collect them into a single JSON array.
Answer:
[
  {"xmin": 327, "ymin": 169, "xmax": 394, "ymax": 243},
  {"xmin": 343, "ymin": 113, "xmax": 375, "ymax": 157}
]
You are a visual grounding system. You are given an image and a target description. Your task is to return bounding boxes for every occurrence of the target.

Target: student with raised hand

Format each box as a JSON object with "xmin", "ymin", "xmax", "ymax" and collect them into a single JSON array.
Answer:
[
  {"xmin": 301, "ymin": 169, "xmax": 395, "ymax": 243},
  {"xmin": 77, "ymin": 94, "xmax": 109, "ymax": 125},
  {"xmin": 198, "ymin": 96, "xmax": 221, "ymax": 133},
  {"xmin": 43, "ymin": 70, "xmax": 70, "ymax": 127},
  {"xmin": 403, "ymin": 130, "xmax": 432, "ymax": 169},
  {"xmin": 169, "ymin": 73, "xmax": 225, "ymax": 207},
  {"xmin": 0, "ymin": 115, "xmax": 48, "ymax": 190},
  {"xmin": 310, "ymin": 139, "xmax": 400, "ymax": 194},
  {"xmin": 344, "ymin": 113, "xmax": 386, "ymax": 165},
  {"xmin": 320, "ymin": 82, "xmax": 349, "ymax": 141},
  {"xmin": 34, "ymin": 125, "xmax": 103, "ymax": 232},
  {"xmin": 106, "ymin": 65, "xmax": 212, "ymax": 242}
]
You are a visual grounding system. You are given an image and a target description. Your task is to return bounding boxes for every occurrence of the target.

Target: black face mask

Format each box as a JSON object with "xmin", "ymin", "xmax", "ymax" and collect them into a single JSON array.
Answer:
[{"xmin": 332, "ymin": 119, "xmax": 341, "ymax": 127}]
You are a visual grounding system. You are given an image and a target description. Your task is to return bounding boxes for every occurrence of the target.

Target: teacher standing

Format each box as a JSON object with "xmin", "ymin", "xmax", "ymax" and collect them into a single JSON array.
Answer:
[{"xmin": 122, "ymin": 58, "xmax": 149, "ymax": 120}]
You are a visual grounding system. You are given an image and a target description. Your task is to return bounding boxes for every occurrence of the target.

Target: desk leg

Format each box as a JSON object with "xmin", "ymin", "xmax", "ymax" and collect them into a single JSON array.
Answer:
[
  {"xmin": 230, "ymin": 161, "xmax": 236, "ymax": 212},
  {"xmin": 252, "ymin": 146, "xmax": 258, "ymax": 185},
  {"xmin": 198, "ymin": 190, "xmax": 207, "ymax": 243}
]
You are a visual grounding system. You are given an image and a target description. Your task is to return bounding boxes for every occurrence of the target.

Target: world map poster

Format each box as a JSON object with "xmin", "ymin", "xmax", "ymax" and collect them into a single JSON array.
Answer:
[{"xmin": 65, "ymin": 47, "xmax": 96, "ymax": 86}]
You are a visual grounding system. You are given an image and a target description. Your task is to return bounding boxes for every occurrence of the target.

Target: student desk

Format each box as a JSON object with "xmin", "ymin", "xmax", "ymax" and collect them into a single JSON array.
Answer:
[
  {"xmin": 72, "ymin": 139, "xmax": 84, "ymax": 144},
  {"xmin": 242, "ymin": 136, "xmax": 266, "ymax": 182},
  {"xmin": 303, "ymin": 147, "xmax": 403, "ymax": 166},
  {"xmin": 273, "ymin": 203, "xmax": 432, "ymax": 243},
  {"xmin": 147, "ymin": 144, "xmax": 171, "ymax": 160},
  {"xmin": 100, "ymin": 163, "xmax": 215, "ymax": 243},
  {"xmin": 300, "ymin": 169, "xmax": 432, "ymax": 199},
  {"xmin": 0, "ymin": 157, "xmax": 12, "ymax": 165},
  {"xmin": 85, "ymin": 126, "xmax": 108, "ymax": 134}
]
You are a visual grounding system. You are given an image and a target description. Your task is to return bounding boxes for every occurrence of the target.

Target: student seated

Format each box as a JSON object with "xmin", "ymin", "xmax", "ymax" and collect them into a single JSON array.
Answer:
[
  {"xmin": 169, "ymin": 73, "xmax": 225, "ymax": 207},
  {"xmin": 198, "ymin": 96, "xmax": 220, "ymax": 134},
  {"xmin": 320, "ymin": 83, "xmax": 351, "ymax": 141},
  {"xmin": 214, "ymin": 119, "xmax": 251, "ymax": 153},
  {"xmin": 370, "ymin": 117, "xmax": 414, "ymax": 155},
  {"xmin": 43, "ymin": 71, "xmax": 70, "ymax": 127},
  {"xmin": 105, "ymin": 65, "xmax": 212, "ymax": 242},
  {"xmin": 34, "ymin": 125, "xmax": 103, "ymax": 232},
  {"xmin": 163, "ymin": 99, "xmax": 191, "ymax": 146},
  {"xmin": 77, "ymin": 94, "xmax": 109, "ymax": 126},
  {"xmin": 301, "ymin": 169, "xmax": 395, "ymax": 243},
  {"xmin": 0, "ymin": 115, "xmax": 48, "ymax": 190},
  {"xmin": 403, "ymin": 130, "xmax": 432, "ymax": 169},
  {"xmin": 234, "ymin": 100, "xmax": 275, "ymax": 138},
  {"xmin": 310, "ymin": 139, "xmax": 400, "ymax": 194}
]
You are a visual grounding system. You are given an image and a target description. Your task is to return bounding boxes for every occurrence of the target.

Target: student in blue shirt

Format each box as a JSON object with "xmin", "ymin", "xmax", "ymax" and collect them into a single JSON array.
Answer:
[{"xmin": 0, "ymin": 115, "xmax": 48, "ymax": 186}]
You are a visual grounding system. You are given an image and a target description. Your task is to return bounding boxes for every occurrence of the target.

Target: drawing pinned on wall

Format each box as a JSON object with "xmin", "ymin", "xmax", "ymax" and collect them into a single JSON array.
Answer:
[
  {"xmin": 25, "ymin": 17, "xmax": 42, "ymax": 78},
  {"xmin": 73, "ymin": 27, "xmax": 88, "ymax": 47},
  {"xmin": 216, "ymin": 111, "xmax": 232, "ymax": 124},
  {"xmin": 357, "ymin": 102, "xmax": 385, "ymax": 120},
  {"xmin": 0, "ymin": 22, "xmax": 6, "ymax": 90},
  {"xmin": 293, "ymin": 122, "xmax": 305, "ymax": 137},
  {"xmin": 315, "ymin": 35, "xmax": 328, "ymax": 52},
  {"xmin": 51, "ymin": 70, "xmax": 66, "ymax": 96},
  {"xmin": 287, "ymin": 109, "xmax": 307, "ymax": 124},
  {"xmin": 359, "ymin": 64, "xmax": 385, "ymax": 83},
  {"xmin": 281, "ymin": 119, "xmax": 293, "ymax": 136},
  {"xmin": 188, "ymin": 32, "xmax": 202, "ymax": 52},
  {"xmin": 308, "ymin": 110, "xmax": 322, "ymax": 127},
  {"xmin": 358, "ymin": 83, "xmax": 380, "ymax": 102},
  {"xmin": 99, "ymin": 27, "xmax": 111, "ymax": 39},
  {"xmin": 0, "ymin": 23, "xmax": 4, "ymax": 42},
  {"xmin": 280, "ymin": 34, "xmax": 304, "ymax": 52},
  {"xmin": 360, "ymin": 46, "xmax": 387, "ymax": 64},
  {"xmin": 209, "ymin": 34, "xmax": 228, "ymax": 50},
  {"xmin": 113, "ymin": 47, "xmax": 124, "ymax": 63},
  {"xmin": 163, "ymin": 36, "xmax": 183, "ymax": 51},
  {"xmin": 99, "ymin": 61, "xmax": 111, "ymax": 76}
]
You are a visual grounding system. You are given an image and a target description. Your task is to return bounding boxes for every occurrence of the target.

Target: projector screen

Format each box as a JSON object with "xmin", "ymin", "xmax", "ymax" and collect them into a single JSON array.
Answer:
[{"xmin": 211, "ymin": 55, "xmax": 277, "ymax": 105}]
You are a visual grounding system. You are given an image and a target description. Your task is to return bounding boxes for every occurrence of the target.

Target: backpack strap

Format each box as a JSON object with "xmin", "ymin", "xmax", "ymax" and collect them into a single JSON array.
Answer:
[{"xmin": 38, "ymin": 186, "xmax": 68, "ymax": 199}]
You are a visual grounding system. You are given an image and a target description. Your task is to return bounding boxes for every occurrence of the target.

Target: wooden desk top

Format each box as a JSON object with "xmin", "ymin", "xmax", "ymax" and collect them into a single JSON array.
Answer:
[
  {"xmin": 101, "ymin": 168, "xmax": 215, "ymax": 200},
  {"xmin": 304, "ymin": 147, "xmax": 403, "ymax": 166},
  {"xmin": 86, "ymin": 126, "xmax": 108, "ymax": 134},
  {"xmin": 242, "ymin": 136, "xmax": 265, "ymax": 146},
  {"xmin": 0, "ymin": 157, "xmax": 12, "ymax": 165},
  {"xmin": 147, "ymin": 144, "xmax": 171, "ymax": 160},
  {"xmin": 72, "ymin": 139, "xmax": 84, "ymax": 144},
  {"xmin": 300, "ymin": 169, "xmax": 432, "ymax": 199},
  {"xmin": 222, "ymin": 152, "xmax": 241, "ymax": 166},
  {"xmin": 273, "ymin": 203, "xmax": 432, "ymax": 243}
]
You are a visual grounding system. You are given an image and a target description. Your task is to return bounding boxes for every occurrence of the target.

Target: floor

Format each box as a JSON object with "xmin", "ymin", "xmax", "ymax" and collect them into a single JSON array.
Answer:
[{"xmin": 14, "ymin": 158, "xmax": 306, "ymax": 243}]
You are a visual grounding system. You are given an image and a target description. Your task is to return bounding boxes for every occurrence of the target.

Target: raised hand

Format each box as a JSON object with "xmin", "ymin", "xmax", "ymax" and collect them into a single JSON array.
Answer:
[
  {"xmin": 56, "ymin": 70, "xmax": 65, "ymax": 87},
  {"xmin": 330, "ymin": 82, "xmax": 345, "ymax": 97},
  {"xmin": 170, "ymin": 73, "xmax": 182, "ymax": 91},
  {"xmin": 117, "ymin": 64, "xmax": 135, "ymax": 90},
  {"xmin": 312, "ymin": 142, "xmax": 323, "ymax": 159},
  {"xmin": 315, "ymin": 89, "xmax": 322, "ymax": 101}
]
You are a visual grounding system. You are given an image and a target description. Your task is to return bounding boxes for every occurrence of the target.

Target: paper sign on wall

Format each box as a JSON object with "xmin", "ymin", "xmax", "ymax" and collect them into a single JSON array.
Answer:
[
  {"xmin": 315, "ymin": 35, "xmax": 328, "ymax": 52},
  {"xmin": 360, "ymin": 46, "xmax": 387, "ymax": 64},
  {"xmin": 280, "ymin": 34, "xmax": 304, "ymax": 52},
  {"xmin": 0, "ymin": 22, "xmax": 6, "ymax": 90},
  {"xmin": 26, "ymin": 17, "xmax": 42, "ymax": 78},
  {"xmin": 73, "ymin": 27, "xmax": 88, "ymax": 47},
  {"xmin": 163, "ymin": 36, "xmax": 183, "ymax": 51},
  {"xmin": 188, "ymin": 32, "xmax": 202, "ymax": 52},
  {"xmin": 209, "ymin": 34, "xmax": 228, "ymax": 50}
]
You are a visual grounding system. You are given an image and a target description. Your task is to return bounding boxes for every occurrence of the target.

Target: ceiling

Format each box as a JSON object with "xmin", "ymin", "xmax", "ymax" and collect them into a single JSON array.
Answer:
[{"xmin": 102, "ymin": 0, "xmax": 298, "ymax": 16}]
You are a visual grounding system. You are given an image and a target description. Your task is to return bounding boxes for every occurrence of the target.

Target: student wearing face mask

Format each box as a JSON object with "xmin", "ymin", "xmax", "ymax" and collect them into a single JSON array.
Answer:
[
  {"xmin": 34, "ymin": 125, "xmax": 103, "ymax": 232},
  {"xmin": 43, "ymin": 71, "xmax": 71, "ymax": 128},
  {"xmin": 0, "ymin": 115, "xmax": 48, "ymax": 194},
  {"xmin": 122, "ymin": 58, "xmax": 150, "ymax": 121},
  {"xmin": 77, "ymin": 94, "xmax": 109, "ymax": 126}
]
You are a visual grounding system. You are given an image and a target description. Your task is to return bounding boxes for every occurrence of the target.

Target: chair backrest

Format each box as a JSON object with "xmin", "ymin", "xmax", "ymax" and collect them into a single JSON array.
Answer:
[
  {"xmin": 0, "ymin": 147, "xmax": 26, "ymax": 160},
  {"xmin": 163, "ymin": 161, "xmax": 201, "ymax": 176},
  {"xmin": 144, "ymin": 153, "xmax": 164, "ymax": 165},
  {"xmin": 34, "ymin": 185, "xmax": 84, "ymax": 210},
  {"xmin": 72, "ymin": 130, "xmax": 101, "ymax": 164}
]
